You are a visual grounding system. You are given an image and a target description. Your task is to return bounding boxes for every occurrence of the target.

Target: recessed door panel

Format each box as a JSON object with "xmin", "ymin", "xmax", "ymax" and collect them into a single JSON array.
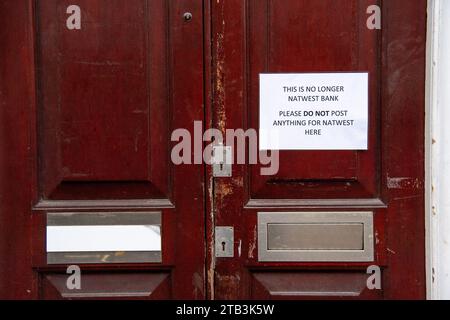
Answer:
[
  {"xmin": 246, "ymin": 0, "xmax": 379, "ymax": 200},
  {"xmin": 37, "ymin": 0, "xmax": 170, "ymax": 201}
]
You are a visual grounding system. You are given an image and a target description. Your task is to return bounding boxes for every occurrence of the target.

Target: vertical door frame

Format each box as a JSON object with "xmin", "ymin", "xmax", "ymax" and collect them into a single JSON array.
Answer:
[
  {"xmin": 426, "ymin": 0, "xmax": 450, "ymax": 300},
  {"xmin": 203, "ymin": 0, "xmax": 215, "ymax": 300}
]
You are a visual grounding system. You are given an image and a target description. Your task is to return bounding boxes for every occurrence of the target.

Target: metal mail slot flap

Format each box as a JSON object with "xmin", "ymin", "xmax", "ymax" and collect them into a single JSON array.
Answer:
[
  {"xmin": 258, "ymin": 212, "xmax": 374, "ymax": 262},
  {"xmin": 46, "ymin": 212, "xmax": 162, "ymax": 264}
]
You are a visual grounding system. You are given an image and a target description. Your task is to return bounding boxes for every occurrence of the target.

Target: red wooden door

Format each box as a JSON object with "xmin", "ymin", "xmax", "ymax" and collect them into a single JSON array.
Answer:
[
  {"xmin": 210, "ymin": 0, "xmax": 427, "ymax": 300},
  {"xmin": 1, "ymin": 0, "xmax": 427, "ymax": 300},
  {"xmin": 0, "ymin": 0, "xmax": 205, "ymax": 299}
]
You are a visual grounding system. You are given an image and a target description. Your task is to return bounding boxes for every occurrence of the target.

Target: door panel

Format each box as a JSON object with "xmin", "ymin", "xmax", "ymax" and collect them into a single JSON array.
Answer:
[
  {"xmin": 251, "ymin": 272, "xmax": 381, "ymax": 300},
  {"xmin": 211, "ymin": 0, "xmax": 426, "ymax": 300},
  {"xmin": 248, "ymin": 0, "xmax": 379, "ymax": 200},
  {"xmin": 37, "ymin": 0, "xmax": 171, "ymax": 200},
  {"xmin": 40, "ymin": 272, "xmax": 171, "ymax": 300}
]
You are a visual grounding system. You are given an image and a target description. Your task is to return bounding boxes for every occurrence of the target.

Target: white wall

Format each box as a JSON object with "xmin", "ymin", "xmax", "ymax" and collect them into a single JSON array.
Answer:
[{"xmin": 426, "ymin": 0, "xmax": 450, "ymax": 300}]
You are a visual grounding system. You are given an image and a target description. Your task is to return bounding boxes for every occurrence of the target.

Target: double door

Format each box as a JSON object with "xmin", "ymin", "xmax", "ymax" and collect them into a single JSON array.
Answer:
[{"xmin": 0, "ymin": 0, "xmax": 426, "ymax": 299}]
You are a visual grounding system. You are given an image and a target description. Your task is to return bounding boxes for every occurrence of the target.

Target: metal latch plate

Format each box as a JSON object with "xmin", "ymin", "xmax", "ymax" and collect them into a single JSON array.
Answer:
[{"xmin": 212, "ymin": 145, "xmax": 232, "ymax": 177}]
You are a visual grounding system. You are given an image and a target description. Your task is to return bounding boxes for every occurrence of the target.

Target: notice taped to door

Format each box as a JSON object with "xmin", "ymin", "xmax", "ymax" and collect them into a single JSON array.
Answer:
[{"xmin": 259, "ymin": 73, "xmax": 368, "ymax": 150}]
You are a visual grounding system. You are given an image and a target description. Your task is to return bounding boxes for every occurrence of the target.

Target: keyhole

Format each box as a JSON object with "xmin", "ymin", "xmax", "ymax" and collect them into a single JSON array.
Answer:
[{"xmin": 221, "ymin": 241, "xmax": 226, "ymax": 251}]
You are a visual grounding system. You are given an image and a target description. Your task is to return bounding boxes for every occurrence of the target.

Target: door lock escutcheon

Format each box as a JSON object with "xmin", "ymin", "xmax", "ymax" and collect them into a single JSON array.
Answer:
[
  {"xmin": 212, "ymin": 144, "xmax": 232, "ymax": 177},
  {"xmin": 215, "ymin": 227, "xmax": 234, "ymax": 258}
]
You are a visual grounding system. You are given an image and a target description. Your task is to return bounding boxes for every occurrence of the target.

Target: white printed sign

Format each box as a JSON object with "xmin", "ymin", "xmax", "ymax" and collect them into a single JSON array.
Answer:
[{"xmin": 259, "ymin": 73, "xmax": 368, "ymax": 150}]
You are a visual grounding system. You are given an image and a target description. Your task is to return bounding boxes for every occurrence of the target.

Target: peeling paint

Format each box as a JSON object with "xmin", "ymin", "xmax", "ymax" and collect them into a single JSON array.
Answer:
[
  {"xmin": 248, "ymin": 225, "xmax": 257, "ymax": 259},
  {"xmin": 233, "ymin": 176, "xmax": 243, "ymax": 188},
  {"xmin": 387, "ymin": 177, "xmax": 422, "ymax": 190},
  {"xmin": 192, "ymin": 272, "xmax": 204, "ymax": 298},
  {"xmin": 207, "ymin": 181, "xmax": 215, "ymax": 299},
  {"xmin": 216, "ymin": 274, "xmax": 240, "ymax": 299},
  {"xmin": 215, "ymin": 181, "xmax": 233, "ymax": 203},
  {"xmin": 387, "ymin": 248, "xmax": 397, "ymax": 255},
  {"xmin": 207, "ymin": 266, "xmax": 214, "ymax": 300},
  {"xmin": 215, "ymin": 178, "xmax": 242, "ymax": 203},
  {"xmin": 215, "ymin": 6, "xmax": 227, "ymax": 133}
]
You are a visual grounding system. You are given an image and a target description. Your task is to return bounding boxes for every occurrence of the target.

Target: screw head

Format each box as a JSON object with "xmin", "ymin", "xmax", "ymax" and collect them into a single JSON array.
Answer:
[{"xmin": 183, "ymin": 12, "xmax": 193, "ymax": 21}]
